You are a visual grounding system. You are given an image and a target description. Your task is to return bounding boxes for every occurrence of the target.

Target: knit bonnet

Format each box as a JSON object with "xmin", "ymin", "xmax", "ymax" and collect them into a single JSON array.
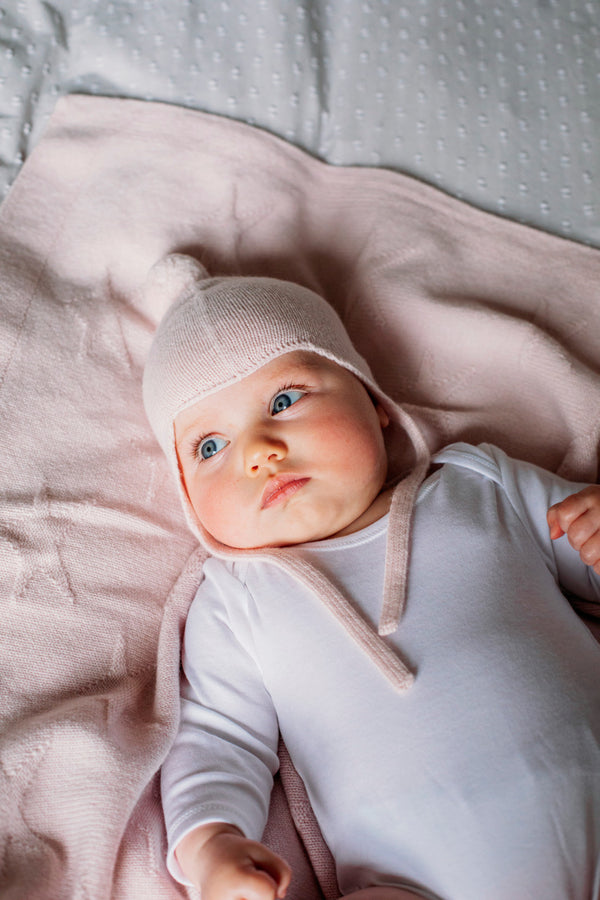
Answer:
[{"xmin": 143, "ymin": 254, "xmax": 430, "ymax": 690}]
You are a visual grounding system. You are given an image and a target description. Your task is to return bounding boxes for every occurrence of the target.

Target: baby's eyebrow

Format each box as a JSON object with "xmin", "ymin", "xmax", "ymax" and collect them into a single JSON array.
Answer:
[
  {"xmin": 272, "ymin": 364, "xmax": 319, "ymax": 383},
  {"xmin": 175, "ymin": 418, "xmax": 209, "ymax": 445}
]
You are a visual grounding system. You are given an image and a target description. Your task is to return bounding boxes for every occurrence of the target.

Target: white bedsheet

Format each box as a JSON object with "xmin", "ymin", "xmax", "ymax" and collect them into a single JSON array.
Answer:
[{"xmin": 0, "ymin": 0, "xmax": 598, "ymax": 245}]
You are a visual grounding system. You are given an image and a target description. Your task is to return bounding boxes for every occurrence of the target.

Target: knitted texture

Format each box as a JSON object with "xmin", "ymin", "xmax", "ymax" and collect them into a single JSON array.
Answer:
[
  {"xmin": 143, "ymin": 254, "xmax": 373, "ymax": 464},
  {"xmin": 143, "ymin": 253, "xmax": 431, "ymax": 690},
  {"xmin": 6, "ymin": 97, "xmax": 600, "ymax": 900},
  {"xmin": 277, "ymin": 741, "xmax": 340, "ymax": 900}
]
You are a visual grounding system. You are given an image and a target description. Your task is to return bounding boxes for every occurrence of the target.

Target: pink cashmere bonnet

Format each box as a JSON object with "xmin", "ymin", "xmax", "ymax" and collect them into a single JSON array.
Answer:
[
  {"xmin": 142, "ymin": 254, "xmax": 430, "ymax": 681},
  {"xmin": 143, "ymin": 254, "xmax": 426, "ymax": 490}
]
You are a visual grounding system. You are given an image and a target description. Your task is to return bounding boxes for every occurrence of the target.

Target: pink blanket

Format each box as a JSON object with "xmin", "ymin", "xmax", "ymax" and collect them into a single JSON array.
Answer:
[{"xmin": 1, "ymin": 94, "xmax": 599, "ymax": 900}]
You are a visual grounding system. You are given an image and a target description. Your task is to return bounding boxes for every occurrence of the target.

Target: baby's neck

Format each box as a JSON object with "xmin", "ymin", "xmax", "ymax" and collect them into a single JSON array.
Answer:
[{"xmin": 329, "ymin": 486, "xmax": 394, "ymax": 540}]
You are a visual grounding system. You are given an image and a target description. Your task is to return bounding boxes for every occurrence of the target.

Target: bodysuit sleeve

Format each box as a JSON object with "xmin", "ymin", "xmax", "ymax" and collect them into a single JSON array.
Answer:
[
  {"xmin": 161, "ymin": 557, "xmax": 280, "ymax": 885},
  {"xmin": 436, "ymin": 442, "xmax": 600, "ymax": 605}
]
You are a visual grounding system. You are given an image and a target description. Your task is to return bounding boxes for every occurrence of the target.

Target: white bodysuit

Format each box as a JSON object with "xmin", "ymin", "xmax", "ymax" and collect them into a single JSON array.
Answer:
[{"xmin": 162, "ymin": 443, "xmax": 600, "ymax": 900}]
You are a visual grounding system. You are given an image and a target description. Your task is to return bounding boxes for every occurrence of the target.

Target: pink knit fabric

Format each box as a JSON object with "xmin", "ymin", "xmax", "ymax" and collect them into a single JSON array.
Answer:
[
  {"xmin": 1, "ymin": 94, "xmax": 600, "ymax": 900},
  {"xmin": 142, "ymin": 255, "xmax": 377, "ymax": 463},
  {"xmin": 142, "ymin": 254, "xmax": 430, "ymax": 688}
]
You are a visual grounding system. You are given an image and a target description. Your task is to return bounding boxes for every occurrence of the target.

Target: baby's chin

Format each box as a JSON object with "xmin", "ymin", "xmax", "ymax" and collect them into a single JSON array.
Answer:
[
  {"xmin": 208, "ymin": 515, "xmax": 376, "ymax": 551},
  {"xmin": 210, "ymin": 529, "xmax": 329, "ymax": 551},
  {"xmin": 198, "ymin": 490, "xmax": 390, "ymax": 550},
  {"xmin": 201, "ymin": 517, "xmax": 343, "ymax": 551}
]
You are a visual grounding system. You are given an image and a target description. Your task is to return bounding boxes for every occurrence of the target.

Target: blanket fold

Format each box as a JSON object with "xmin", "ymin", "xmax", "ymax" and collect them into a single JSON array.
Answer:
[{"xmin": 1, "ymin": 94, "xmax": 599, "ymax": 900}]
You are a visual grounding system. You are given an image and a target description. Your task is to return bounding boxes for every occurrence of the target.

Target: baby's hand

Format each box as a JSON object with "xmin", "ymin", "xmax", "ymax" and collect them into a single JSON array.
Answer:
[
  {"xmin": 547, "ymin": 485, "xmax": 600, "ymax": 574},
  {"xmin": 176, "ymin": 823, "xmax": 291, "ymax": 900}
]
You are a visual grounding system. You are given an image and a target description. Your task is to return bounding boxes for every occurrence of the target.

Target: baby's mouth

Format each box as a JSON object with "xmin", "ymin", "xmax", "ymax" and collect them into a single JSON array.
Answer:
[{"xmin": 261, "ymin": 474, "xmax": 310, "ymax": 509}]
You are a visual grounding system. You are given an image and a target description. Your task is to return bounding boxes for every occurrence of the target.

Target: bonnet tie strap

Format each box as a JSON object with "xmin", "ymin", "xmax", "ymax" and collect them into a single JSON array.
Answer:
[
  {"xmin": 268, "ymin": 550, "xmax": 414, "ymax": 692},
  {"xmin": 378, "ymin": 405, "xmax": 431, "ymax": 637}
]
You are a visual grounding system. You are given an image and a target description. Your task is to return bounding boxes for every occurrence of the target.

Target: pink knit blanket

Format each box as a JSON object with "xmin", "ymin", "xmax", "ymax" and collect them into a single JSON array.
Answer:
[{"xmin": 1, "ymin": 94, "xmax": 599, "ymax": 900}]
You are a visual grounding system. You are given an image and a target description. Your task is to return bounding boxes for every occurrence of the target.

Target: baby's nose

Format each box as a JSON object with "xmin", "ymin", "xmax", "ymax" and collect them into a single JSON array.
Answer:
[{"xmin": 244, "ymin": 435, "xmax": 287, "ymax": 475}]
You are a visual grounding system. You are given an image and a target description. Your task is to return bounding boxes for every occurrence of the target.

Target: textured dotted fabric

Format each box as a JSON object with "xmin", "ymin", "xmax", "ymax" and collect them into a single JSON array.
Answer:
[{"xmin": 0, "ymin": 0, "xmax": 598, "ymax": 246}]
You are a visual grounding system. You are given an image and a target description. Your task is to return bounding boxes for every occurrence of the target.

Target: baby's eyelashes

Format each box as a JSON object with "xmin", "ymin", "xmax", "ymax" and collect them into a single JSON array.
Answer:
[
  {"xmin": 182, "ymin": 384, "xmax": 310, "ymax": 466},
  {"xmin": 270, "ymin": 388, "xmax": 306, "ymax": 416},
  {"xmin": 195, "ymin": 435, "xmax": 229, "ymax": 461}
]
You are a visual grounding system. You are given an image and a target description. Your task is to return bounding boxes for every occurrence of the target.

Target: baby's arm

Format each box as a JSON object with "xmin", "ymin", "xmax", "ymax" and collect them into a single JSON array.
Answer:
[
  {"xmin": 547, "ymin": 485, "xmax": 600, "ymax": 575},
  {"xmin": 175, "ymin": 821, "xmax": 292, "ymax": 900}
]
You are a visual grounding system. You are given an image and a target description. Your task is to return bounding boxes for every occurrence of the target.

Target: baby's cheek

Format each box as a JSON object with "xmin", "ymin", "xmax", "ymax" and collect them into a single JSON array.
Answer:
[
  {"xmin": 189, "ymin": 483, "xmax": 222, "ymax": 532},
  {"xmin": 195, "ymin": 480, "xmax": 259, "ymax": 548},
  {"xmin": 340, "ymin": 424, "xmax": 387, "ymax": 480},
  {"xmin": 203, "ymin": 490, "xmax": 226, "ymax": 523}
]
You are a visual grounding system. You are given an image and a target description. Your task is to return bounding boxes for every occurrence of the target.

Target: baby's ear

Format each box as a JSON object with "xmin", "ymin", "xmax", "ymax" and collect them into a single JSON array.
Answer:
[
  {"xmin": 375, "ymin": 403, "xmax": 390, "ymax": 428},
  {"xmin": 144, "ymin": 253, "xmax": 211, "ymax": 324}
]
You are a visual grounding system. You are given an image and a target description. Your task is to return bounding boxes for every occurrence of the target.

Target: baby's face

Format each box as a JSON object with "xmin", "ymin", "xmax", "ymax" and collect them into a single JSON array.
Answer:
[{"xmin": 174, "ymin": 351, "xmax": 390, "ymax": 549}]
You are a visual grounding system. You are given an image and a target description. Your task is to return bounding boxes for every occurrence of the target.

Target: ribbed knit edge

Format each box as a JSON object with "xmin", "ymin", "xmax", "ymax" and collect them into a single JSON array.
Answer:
[
  {"xmin": 193, "ymin": 403, "xmax": 431, "ymax": 692},
  {"xmin": 378, "ymin": 405, "xmax": 432, "ymax": 637},
  {"xmin": 278, "ymin": 740, "xmax": 340, "ymax": 900},
  {"xmin": 267, "ymin": 550, "xmax": 414, "ymax": 691}
]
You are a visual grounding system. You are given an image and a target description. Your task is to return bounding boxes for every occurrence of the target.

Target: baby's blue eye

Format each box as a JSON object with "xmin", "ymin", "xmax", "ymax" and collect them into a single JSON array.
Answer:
[
  {"xmin": 270, "ymin": 389, "xmax": 305, "ymax": 415},
  {"xmin": 197, "ymin": 436, "xmax": 228, "ymax": 460}
]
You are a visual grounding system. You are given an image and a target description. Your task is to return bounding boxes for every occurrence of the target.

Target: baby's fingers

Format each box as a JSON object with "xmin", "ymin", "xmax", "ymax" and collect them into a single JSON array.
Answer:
[
  {"xmin": 547, "ymin": 487, "xmax": 600, "ymax": 543},
  {"xmin": 243, "ymin": 843, "xmax": 292, "ymax": 900},
  {"xmin": 580, "ymin": 532, "xmax": 600, "ymax": 575},
  {"xmin": 546, "ymin": 503, "xmax": 565, "ymax": 540},
  {"xmin": 548, "ymin": 486, "xmax": 600, "ymax": 570},
  {"xmin": 237, "ymin": 868, "xmax": 286, "ymax": 900}
]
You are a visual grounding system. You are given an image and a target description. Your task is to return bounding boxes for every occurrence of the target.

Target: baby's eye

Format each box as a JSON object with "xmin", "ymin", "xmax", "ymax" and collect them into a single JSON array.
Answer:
[
  {"xmin": 270, "ymin": 389, "xmax": 306, "ymax": 415},
  {"xmin": 197, "ymin": 435, "xmax": 228, "ymax": 460}
]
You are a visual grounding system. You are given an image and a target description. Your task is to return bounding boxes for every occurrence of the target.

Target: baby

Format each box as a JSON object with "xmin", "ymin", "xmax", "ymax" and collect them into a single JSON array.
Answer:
[{"xmin": 143, "ymin": 254, "xmax": 600, "ymax": 900}]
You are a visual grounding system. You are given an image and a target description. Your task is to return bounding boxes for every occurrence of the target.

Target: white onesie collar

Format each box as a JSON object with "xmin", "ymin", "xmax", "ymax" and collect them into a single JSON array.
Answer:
[{"xmin": 299, "ymin": 511, "xmax": 389, "ymax": 552}]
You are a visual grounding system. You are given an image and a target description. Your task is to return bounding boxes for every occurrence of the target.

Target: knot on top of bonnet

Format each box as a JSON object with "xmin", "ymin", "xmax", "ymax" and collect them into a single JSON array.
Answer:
[{"xmin": 144, "ymin": 253, "xmax": 212, "ymax": 323}]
